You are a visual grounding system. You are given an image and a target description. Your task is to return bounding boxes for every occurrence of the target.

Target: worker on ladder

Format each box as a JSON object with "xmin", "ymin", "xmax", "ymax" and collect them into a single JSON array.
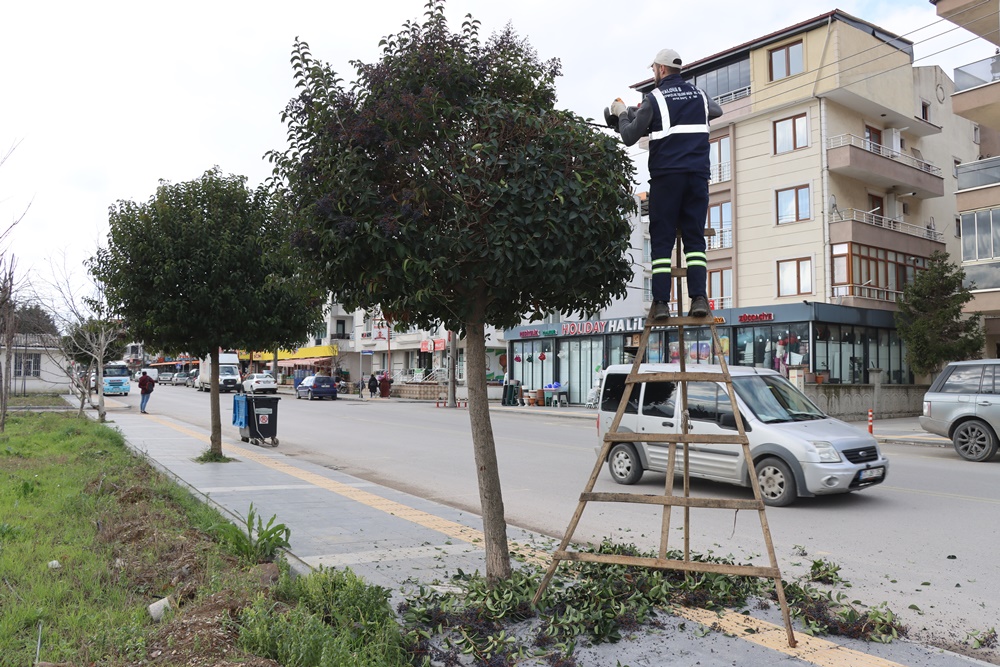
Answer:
[{"xmin": 610, "ymin": 48, "xmax": 723, "ymax": 322}]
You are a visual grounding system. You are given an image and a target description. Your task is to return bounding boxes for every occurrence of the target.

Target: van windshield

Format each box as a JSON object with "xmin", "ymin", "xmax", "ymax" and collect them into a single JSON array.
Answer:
[
  {"xmin": 732, "ymin": 375, "xmax": 825, "ymax": 423},
  {"xmin": 220, "ymin": 366, "xmax": 239, "ymax": 376},
  {"xmin": 104, "ymin": 367, "xmax": 130, "ymax": 378}
]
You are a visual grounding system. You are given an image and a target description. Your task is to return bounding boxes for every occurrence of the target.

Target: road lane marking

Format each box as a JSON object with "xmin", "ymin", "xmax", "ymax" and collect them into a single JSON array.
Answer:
[
  {"xmin": 880, "ymin": 485, "xmax": 1000, "ymax": 505},
  {"xmin": 141, "ymin": 413, "xmax": 907, "ymax": 667}
]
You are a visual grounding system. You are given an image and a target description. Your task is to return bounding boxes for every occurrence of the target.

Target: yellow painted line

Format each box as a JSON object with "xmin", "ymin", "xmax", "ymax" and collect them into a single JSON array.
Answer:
[
  {"xmin": 881, "ymin": 485, "xmax": 1000, "ymax": 505},
  {"xmin": 142, "ymin": 414, "xmax": 904, "ymax": 667}
]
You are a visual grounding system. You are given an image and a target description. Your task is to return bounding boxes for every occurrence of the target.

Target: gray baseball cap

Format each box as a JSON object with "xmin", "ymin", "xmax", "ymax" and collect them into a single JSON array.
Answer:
[{"xmin": 652, "ymin": 48, "xmax": 682, "ymax": 68}]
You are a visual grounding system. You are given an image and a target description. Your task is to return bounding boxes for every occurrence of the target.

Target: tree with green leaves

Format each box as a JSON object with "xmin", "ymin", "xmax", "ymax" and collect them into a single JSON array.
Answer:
[
  {"xmin": 91, "ymin": 168, "xmax": 325, "ymax": 454},
  {"xmin": 895, "ymin": 251, "xmax": 984, "ymax": 377},
  {"xmin": 269, "ymin": 1, "xmax": 636, "ymax": 582}
]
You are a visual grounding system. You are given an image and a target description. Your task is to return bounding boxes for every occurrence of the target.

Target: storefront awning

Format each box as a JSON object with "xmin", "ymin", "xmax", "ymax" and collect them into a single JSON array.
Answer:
[{"xmin": 275, "ymin": 357, "xmax": 333, "ymax": 368}]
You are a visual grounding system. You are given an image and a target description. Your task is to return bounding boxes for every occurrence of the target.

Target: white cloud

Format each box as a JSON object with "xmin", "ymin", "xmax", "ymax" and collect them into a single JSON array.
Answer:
[{"xmin": 1, "ymin": 0, "xmax": 993, "ymax": 281}]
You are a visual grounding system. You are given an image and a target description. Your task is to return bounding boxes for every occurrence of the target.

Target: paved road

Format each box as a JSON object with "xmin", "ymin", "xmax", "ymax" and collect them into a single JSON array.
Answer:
[{"xmin": 121, "ymin": 384, "xmax": 1000, "ymax": 658}]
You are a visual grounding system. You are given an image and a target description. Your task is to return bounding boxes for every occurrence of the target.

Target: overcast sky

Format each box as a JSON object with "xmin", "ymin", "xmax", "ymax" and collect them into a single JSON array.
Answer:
[{"xmin": 1, "ymin": 0, "xmax": 993, "ymax": 286}]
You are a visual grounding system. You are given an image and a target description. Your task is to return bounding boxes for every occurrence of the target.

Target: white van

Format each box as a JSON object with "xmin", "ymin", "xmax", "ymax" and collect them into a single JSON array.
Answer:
[
  {"xmin": 597, "ymin": 364, "xmax": 889, "ymax": 506},
  {"xmin": 140, "ymin": 368, "xmax": 159, "ymax": 382},
  {"xmin": 197, "ymin": 352, "xmax": 241, "ymax": 393}
]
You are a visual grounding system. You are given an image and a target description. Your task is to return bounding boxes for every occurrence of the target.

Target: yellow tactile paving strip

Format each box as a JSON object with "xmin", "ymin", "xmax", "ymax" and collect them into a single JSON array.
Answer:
[{"xmin": 145, "ymin": 414, "xmax": 905, "ymax": 667}]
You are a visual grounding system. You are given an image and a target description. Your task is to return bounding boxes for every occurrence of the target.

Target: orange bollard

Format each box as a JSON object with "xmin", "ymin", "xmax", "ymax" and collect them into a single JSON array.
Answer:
[{"xmin": 868, "ymin": 408, "xmax": 873, "ymax": 434}]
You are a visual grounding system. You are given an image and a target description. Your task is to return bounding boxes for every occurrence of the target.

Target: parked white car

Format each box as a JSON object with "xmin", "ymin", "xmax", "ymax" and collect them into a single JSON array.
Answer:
[
  {"xmin": 242, "ymin": 373, "xmax": 277, "ymax": 394},
  {"xmin": 597, "ymin": 363, "xmax": 889, "ymax": 506}
]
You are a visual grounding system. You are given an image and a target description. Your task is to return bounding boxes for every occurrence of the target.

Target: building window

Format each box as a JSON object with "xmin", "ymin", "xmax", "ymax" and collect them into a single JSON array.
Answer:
[
  {"xmin": 831, "ymin": 242, "xmax": 927, "ymax": 300},
  {"xmin": 864, "ymin": 125, "xmax": 883, "ymax": 155},
  {"xmin": 956, "ymin": 215, "xmax": 962, "ymax": 238},
  {"xmin": 709, "ymin": 268, "xmax": 733, "ymax": 309},
  {"xmin": 954, "ymin": 158, "xmax": 962, "ymax": 179},
  {"xmin": 769, "ymin": 41, "xmax": 803, "ymax": 81},
  {"xmin": 14, "ymin": 352, "xmax": 41, "ymax": 378},
  {"xmin": 709, "ymin": 136, "xmax": 731, "ymax": 182},
  {"xmin": 773, "ymin": 113, "xmax": 807, "ymax": 153},
  {"xmin": 778, "ymin": 258, "xmax": 812, "ymax": 296},
  {"xmin": 776, "ymin": 185, "xmax": 810, "ymax": 224},
  {"xmin": 643, "ymin": 238, "xmax": 651, "ymax": 263},
  {"xmin": 962, "ymin": 209, "xmax": 1000, "ymax": 261},
  {"xmin": 921, "ymin": 101, "xmax": 930, "ymax": 121},
  {"xmin": 707, "ymin": 202, "xmax": 732, "ymax": 249},
  {"xmin": 974, "ymin": 124, "xmax": 981, "ymax": 145},
  {"xmin": 643, "ymin": 276, "xmax": 653, "ymax": 302}
]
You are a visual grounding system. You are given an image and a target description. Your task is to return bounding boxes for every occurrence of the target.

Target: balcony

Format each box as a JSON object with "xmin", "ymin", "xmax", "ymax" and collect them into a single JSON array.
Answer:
[
  {"xmin": 952, "ymin": 57, "xmax": 1000, "ymax": 128},
  {"xmin": 832, "ymin": 283, "xmax": 902, "ymax": 304},
  {"xmin": 826, "ymin": 134, "xmax": 944, "ymax": 199},
  {"xmin": 934, "ymin": 0, "xmax": 1000, "ymax": 47},
  {"xmin": 832, "ymin": 208, "xmax": 943, "ymax": 242},
  {"xmin": 709, "ymin": 162, "xmax": 731, "ymax": 185},
  {"xmin": 709, "ymin": 296, "xmax": 732, "ymax": 310},
  {"xmin": 706, "ymin": 228, "xmax": 733, "ymax": 250}
]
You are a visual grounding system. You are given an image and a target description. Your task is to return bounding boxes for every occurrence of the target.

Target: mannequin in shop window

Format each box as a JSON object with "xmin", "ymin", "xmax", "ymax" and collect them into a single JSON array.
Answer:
[{"xmin": 773, "ymin": 339, "xmax": 790, "ymax": 377}]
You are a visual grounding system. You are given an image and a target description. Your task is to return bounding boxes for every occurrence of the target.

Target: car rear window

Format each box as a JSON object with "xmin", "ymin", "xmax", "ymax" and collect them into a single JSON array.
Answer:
[
  {"xmin": 940, "ymin": 365, "xmax": 984, "ymax": 393},
  {"xmin": 601, "ymin": 374, "xmax": 639, "ymax": 414},
  {"xmin": 313, "ymin": 377, "xmax": 333, "ymax": 387}
]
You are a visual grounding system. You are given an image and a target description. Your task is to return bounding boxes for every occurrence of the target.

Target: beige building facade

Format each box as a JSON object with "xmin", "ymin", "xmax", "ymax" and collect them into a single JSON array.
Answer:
[{"xmin": 934, "ymin": 0, "xmax": 1000, "ymax": 357}]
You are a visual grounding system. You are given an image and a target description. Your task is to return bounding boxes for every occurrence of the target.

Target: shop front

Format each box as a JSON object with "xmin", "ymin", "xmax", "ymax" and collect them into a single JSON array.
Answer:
[{"xmin": 504, "ymin": 303, "xmax": 914, "ymax": 404}]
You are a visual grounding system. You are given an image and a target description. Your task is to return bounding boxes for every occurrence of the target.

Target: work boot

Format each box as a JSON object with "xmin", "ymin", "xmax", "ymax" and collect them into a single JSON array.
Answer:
[
  {"xmin": 689, "ymin": 295, "xmax": 710, "ymax": 318},
  {"xmin": 650, "ymin": 301, "xmax": 671, "ymax": 322}
]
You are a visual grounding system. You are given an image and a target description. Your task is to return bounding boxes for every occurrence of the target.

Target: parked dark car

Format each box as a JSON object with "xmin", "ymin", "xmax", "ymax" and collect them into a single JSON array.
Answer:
[{"xmin": 295, "ymin": 375, "xmax": 338, "ymax": 401}]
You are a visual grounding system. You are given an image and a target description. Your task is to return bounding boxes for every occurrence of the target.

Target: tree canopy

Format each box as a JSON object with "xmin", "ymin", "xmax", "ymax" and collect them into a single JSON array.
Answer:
[
  {"xmin": 91, "ymin": 168, "xmax": 325, "ymax": 451},
  {"xmin": 269, "ymin": 1, "xmax": 636, "ymax": 334},
  {"xmin": 895, "ymin": 251, "xmax": 984, "ymax": 376},
  {"xmin": 269, "ymin": 0, "xmax": 636, "ymax": 582}
]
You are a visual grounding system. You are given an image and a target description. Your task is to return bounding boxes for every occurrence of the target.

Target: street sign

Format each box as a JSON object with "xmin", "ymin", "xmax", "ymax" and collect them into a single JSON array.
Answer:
[{"xmin": 361, "ymin": 350, "xmax": 374, "ymax": 356}]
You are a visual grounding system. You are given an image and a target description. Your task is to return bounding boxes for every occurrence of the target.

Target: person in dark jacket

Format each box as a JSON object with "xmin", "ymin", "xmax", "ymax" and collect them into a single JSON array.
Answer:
[
  {"xmin": 138, "ymin": 371, "xmax": 155, "ymax": 414},
  {"xmin": 612, "ymin": 48, "xmax": 723, "ymax": 322},
  {"xmin": 368, "ymin": 373, "xmax": 378, "ymax": 398}
]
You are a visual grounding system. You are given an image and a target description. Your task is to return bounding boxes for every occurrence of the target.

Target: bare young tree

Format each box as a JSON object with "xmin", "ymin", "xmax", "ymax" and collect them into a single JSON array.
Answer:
[
  {"xmin": 0, "ymin": 140, "xmax": 29, "ymax": 431},
  {"xmin": 37, "ymin": 254, "xmax": 124, "ymax": 423}
]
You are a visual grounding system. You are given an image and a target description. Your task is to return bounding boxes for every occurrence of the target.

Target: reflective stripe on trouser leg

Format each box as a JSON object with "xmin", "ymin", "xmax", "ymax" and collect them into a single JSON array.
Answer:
[
  {"xmin": 685, "ymin": 251, "xmax": 707, "ymax": 300},
  {"xmin": 651, "ymin": 258, "xmax": 672, "ymax": 303}
]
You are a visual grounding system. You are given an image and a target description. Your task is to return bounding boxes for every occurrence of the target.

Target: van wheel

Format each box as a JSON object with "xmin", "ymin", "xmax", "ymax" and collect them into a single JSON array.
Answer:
[
  {"xmin": 756, "ymin": 457, "xmax": 796, "ymax": 507},
  {"xmin": 953, "ymin": 420, "xmax": 998, "ymax": 462},
  {"xmin": 608, "ymin": 444, "xmax": 643, "ymax": 485}
]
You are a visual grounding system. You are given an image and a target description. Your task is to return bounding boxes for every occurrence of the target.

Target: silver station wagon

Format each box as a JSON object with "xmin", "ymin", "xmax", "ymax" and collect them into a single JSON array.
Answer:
[{"xmin": 920, "ymin": 360, "xmax": 1000, "ymax": 462}]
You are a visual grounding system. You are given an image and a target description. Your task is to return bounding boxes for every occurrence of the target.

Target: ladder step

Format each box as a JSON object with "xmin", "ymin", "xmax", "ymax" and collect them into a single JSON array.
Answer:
[
  {"xmin": 647, "ymin": 315, "xmax": 714, "ymax": 328},
  {"xmin": 552, "ymin": 551, "xmax": 781, "ymax": 579},
  {"xmin": 605, "ymin": 432, "xmax": 747, "ymax": 444},
  {"xmin": 626, "ymin": 371, "xmax": 728, "ymax": 383},
  {"xmin": 581, "ymin": 492, "xmax": 763, "ymax": 510}
]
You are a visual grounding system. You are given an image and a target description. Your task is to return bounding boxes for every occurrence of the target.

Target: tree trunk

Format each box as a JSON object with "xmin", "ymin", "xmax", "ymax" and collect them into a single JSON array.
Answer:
[
  {"xmin": 447, "ymin": 330, "xmax": 457, "ymax": 408},
  {"xmin": 96, "ymin": 351, "xmax": 106, "ymax": 423},
  {"xmin": 465, "ymin": 317, "xmax": 511, "ymax": 583},
  {"xmin": 209, "ymin": 350, "xmax": 222, "ymax": 455}
]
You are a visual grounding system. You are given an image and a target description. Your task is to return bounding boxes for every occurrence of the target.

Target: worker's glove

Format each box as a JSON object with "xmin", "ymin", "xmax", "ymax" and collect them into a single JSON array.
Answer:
[{"xmin": 610, "ymin": 98, "xmax": 627, "ymax": 117}]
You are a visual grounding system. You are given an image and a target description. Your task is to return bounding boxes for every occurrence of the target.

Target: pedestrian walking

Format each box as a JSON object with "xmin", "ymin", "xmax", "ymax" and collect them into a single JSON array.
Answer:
[
  {"xmin": 368, "ymin": 373, "xmax": 378, "ymax": 398},
  {"xmin": 612, "ymin": 48, "xmax": 723, "ymax": 322},
  {"xmin": 138, "ymin": 371, "xmax": 155, "ymax": 414}
]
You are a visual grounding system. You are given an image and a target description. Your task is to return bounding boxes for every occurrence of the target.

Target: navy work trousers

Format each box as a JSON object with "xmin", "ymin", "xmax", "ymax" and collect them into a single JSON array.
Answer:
[{"xmin": 648, "ymin": 172, "xmax": 709, "ymax": 303}]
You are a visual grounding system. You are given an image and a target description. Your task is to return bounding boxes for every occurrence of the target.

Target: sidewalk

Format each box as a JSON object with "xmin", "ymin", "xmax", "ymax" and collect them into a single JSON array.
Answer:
[{"xmin": 82, "ymin": 399, "xmax": 985, "ymax": 667}]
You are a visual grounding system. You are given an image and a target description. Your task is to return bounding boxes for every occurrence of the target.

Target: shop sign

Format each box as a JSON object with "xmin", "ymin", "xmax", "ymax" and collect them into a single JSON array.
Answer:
[
  {"xmin": 420, "ymin": 340, "xmax": 431, "ymax": 352},
  {"xmin": 738, "ymin": 312, "xmax": 774, "ymax": 323},
  {"xmin": 433, "ymin": 338, "xmax": 446, "ymax": 351},
  {"xmin": 520, "ymin": 329, "xmax": 540, "ymax": 338},
  {"xmin": 562, "ymin": 317, "xmax": 646, "ymax": 336}
]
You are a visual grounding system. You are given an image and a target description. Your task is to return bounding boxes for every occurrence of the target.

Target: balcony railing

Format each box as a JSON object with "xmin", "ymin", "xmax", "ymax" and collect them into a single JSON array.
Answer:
[
  {"xmin": 714, "ymin": 86, "xmax": 751, "ymax": 105},
  {"xmin": 826, "ymin": 134, "xmax": 942, "ymax": 176},
  {"xmin": 707, "ymin": 228, "xmax": 733, "ymax": 250},
  {"xmin": 832, "ymin": 284, "xmax": 902, "ymax": 303},
  {"xmin": 709, "ymin": 296, "xmax": 732, "ymax": 310},
  {"xmin": 954, "ymin": 56, "xmax": 1000, "ymax": 93},
  {"xmin": 709, "ymin": 162, "xmax": 731, "ymax": 184},
  {"xmin": 957, "ymin": 156, "xmax": 1000, "ymax": 190},
  {"xmin": 834, "ymin": 207, "xmax": 944, "ymax": 242}
]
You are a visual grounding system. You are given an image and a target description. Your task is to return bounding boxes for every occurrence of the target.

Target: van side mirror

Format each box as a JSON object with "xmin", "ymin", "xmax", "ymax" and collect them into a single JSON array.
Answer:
[{"xmin": 718, "ymin": 412, "xmax": 750, "ymax": 432}]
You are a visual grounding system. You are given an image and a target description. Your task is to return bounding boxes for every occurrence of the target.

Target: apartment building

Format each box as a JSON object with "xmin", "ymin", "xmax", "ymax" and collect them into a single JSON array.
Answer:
[
  {"xmin": 506, "ymin": 9, "xmax": 983, "ymax": 397},
  {"xmin": 934, "ymin": 0, "xmax": 1000, "ymax": 357}
]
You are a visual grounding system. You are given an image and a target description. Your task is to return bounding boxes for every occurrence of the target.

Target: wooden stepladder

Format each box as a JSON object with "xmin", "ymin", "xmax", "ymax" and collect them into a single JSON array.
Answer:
[{"xmin": 532, "ymin": 237, "xmax": 797, "ymax": 648}]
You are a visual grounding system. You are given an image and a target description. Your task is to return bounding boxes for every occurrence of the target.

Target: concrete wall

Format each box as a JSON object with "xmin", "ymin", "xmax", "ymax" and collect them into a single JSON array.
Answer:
[{"xmin": 802, "ymin": 383, "xmax": 927, "ymax": 421}]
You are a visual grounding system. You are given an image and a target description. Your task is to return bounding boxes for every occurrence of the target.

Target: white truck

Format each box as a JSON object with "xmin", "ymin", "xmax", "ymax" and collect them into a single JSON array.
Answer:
[{"xmin": 197, "ymin": 351, "xmax": 242, "ymax": 393}]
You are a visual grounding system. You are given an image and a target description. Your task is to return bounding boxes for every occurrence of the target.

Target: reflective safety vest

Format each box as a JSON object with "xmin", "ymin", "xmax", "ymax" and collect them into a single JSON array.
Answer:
[{"xmin": 646, "ymin": 75, "xmax": 712, "ymax": 178}]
